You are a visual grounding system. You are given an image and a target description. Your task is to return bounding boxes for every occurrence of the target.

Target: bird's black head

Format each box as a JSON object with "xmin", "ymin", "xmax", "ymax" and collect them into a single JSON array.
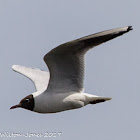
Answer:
[{"xmin": 10, "ymin": 94, "xmax": 34, "ymax": 111}]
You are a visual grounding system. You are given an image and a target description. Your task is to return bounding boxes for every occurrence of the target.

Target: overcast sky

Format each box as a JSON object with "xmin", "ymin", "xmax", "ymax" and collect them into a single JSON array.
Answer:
[{"xmin": 0, "ymin": 0, "xmax": 139, "ymax": 140}]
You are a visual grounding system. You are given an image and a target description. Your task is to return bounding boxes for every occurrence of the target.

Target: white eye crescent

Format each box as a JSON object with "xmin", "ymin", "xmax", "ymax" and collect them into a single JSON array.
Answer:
[{"xmin": 25, "ymin": 99, "xmax": 30, "ymax": 103}]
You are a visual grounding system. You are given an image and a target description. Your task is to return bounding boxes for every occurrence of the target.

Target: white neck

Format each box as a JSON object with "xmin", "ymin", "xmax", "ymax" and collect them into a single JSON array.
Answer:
[{"xmin": 32, "ymin": 90, "xmax": 44, "ymax": 98}]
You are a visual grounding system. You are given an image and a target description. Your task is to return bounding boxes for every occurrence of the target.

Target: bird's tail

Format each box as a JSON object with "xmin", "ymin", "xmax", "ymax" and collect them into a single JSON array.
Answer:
[{"xmin": 89, "ymin": 97, "xmax": 112, "ymax": 104}]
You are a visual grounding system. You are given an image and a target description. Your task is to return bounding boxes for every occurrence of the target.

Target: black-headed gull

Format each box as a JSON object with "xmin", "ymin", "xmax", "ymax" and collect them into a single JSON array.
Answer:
[{"xmin": 10, "ymin": 26, "xmax": 132, "ymax": 113}]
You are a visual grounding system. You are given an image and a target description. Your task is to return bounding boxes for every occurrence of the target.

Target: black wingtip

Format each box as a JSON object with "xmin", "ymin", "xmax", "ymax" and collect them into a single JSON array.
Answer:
[{"xmin": 127, "ymin": 26, "xmax": 133, "ymax": 31}]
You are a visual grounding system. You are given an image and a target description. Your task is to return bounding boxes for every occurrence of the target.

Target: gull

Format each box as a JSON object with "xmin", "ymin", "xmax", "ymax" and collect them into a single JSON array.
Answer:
[{"xmin": 10, "ymin": 26, "xmax": 132, "ymax": 113}]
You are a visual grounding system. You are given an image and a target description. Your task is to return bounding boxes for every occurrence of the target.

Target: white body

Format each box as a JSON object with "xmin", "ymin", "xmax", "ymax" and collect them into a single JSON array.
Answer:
[{"xmin": 33, "ymin": 92, "xmax": 102, "ymax": 113}]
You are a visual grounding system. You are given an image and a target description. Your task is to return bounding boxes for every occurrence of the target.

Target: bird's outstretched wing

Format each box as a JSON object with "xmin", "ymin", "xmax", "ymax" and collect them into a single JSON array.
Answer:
[
  {"xmin": 12, "ymin": 65, "xmax": 50, "ymax": 91},
  {"xmin": 44, "ymin": 26, "xmax": 132, "ymax": 93}
]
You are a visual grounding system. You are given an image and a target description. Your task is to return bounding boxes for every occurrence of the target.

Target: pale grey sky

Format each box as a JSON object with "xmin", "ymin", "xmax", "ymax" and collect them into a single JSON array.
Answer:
[{"xmin": 0, "ymin": 0, "xmax": 139, "ymax": 140}]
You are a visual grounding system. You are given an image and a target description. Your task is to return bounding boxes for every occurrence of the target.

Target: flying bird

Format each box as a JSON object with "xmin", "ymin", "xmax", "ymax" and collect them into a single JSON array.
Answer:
[{"xmin": 10, "ymin": 26, "xmax": 132, "ymax": 113}]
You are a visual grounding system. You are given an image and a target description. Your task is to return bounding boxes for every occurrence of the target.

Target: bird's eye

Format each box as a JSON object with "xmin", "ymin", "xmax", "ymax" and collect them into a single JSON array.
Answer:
[{"xmin": 25, "ymin": 99, "xmax": 30, "ymax": 103}]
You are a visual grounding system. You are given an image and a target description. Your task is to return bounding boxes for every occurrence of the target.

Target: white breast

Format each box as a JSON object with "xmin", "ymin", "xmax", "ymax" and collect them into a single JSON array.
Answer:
[{"xmin": 33, "ymin": 92, "xmax": 86, "ymax": 113}]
